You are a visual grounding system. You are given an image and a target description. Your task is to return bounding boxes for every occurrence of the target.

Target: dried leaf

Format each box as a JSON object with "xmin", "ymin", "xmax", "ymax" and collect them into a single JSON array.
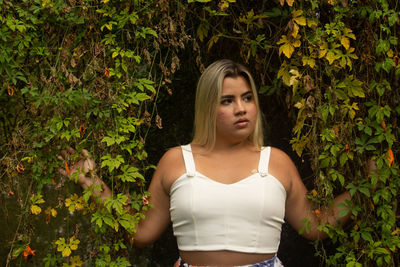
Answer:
[
  {"xmin": 70, "ymin": 57, "xmax": 77, "ymax": 68},
  {"xmin": 16, "ymin": 163, "xmax": 24, "ymax": 173},
  {"xmin": 155, "ymin": 114, "xmax": 163, "ymax": 129}
]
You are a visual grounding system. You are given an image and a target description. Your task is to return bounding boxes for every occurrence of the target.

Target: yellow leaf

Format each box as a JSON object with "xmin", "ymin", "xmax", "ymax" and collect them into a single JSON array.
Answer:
[
  {"xmin": 292, "ymin": 23, "xmax": 299, "ymax": 38},
  {"xmin": 294, "ymin": 16, "xmax": 306, "ymax": 26},
  {"xmin": 279, "ymin": 43, "xmax": 295, "ymax": 58},
  {"xmin": 279, "ymin": 0, "xmax": 285, "ymax": 5},
  {"xmin": 51, "ymin": 208, "xmax": 57, "ymax": 217},
  {"xmin": 68, "ymin": 205, "xmax": 76, "ymax": 213},
  {"xmin": 311, "ymin": 189, "xmax": 317, "ymax": 197},
  {"xmin": 340, "ymin": 36, "xmax": 350, "ymax": 50},
  {"xmin": 348, "ymin": 33, "xmax": 356, "ymax": 40},
  {"xmin": 41, "ymin": 0, "xmax": 50, "ymax": 7},
  {"xmin": 31, "ymin": 205, "xmax": 42, "ymax": 215},
  {"xmin": 75, "ymin": 203, "xmax": 84, "ymax": 211},
  {"xmin": 70, "ymin": 256, "xmax": 84, "ymax": 267},
  {"xmin": 294, "ymin": 101, "xmax": 304, "ymax": 109},
  {"xmin": 319, "ymin": 49, "xmax": 327, "ymax": 58},
  {"xmin": 340, "ymin": 57, "xmax": 346, "ymax": 68},
  {"xmin": 70, "ymin": 244, "xmax": 79, "ymax": 250},
  {"xmin": 62, "ymin": 247, "xmax": 72, "ymax": 257},
  {"xmin": 197, "ymin": 22, "xmax": 209, "ymax": 42},
  {"xmin": 292, "ymin": 10, "xmax": 303, "ymax": 17},
  {"xmin": 289, "ymin": 69, "xmax": 300, "ymax": 77},
  {"xmin": 65, "ymin": 198, "xmax": 72, "ymax": 207},
  {"xmin": 277, "ymin": 67, "xmax": 291, "ymax": 86},
  {"xmin": 343, "ymin": 28, "xmax": 356, "ymax": 40},
  {"xmin": 293, "ymin": 39, "xmax": 301, "ymax": 47},
  {"xmin": 286, "ymin": 0, "xmax": 295, "ymax": 7},
  {"xmin": 302, "ymin": 57, "xmax": 315, "ymax": 68},
  {"xmin": 101, "ymin": 0, "xmax": 110, "ymax": 3},
  {"xmin": 325, "ymin": 51, "xmax": 337, "ymax": 64},
  {"xmin": 289, "ymin": 69, "xmax": 301, "ymax": 95},
  {"xmin": 392, "ymin": 227, "xmax": 400, "ymax": 235},
  {"xmin": 208, "ymin": 34, "xmax": 221, "ymax": 51},
  {"xmin": 307, "ymin": 18, "xmax": 318, "ymax": 28},
  {"xmin": 387, "ymin": 49, "xmax": 394, "ymax": 58}
]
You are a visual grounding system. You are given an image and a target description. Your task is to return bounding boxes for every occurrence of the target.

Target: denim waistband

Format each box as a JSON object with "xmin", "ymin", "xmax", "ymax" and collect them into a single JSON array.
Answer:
[{"xmin": 174, "ymin": 255, "xmax": 284, "ymax": 267}]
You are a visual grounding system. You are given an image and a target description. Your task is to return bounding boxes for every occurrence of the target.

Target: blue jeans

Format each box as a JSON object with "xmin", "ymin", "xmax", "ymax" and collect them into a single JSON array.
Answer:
[{"xmin": 174, "ymin": 255, "xmax": 284, "ymax": 267}]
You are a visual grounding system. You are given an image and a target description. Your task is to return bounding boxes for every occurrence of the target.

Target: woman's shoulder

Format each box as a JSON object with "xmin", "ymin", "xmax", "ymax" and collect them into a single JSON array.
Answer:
[
  {"xmin": 267, "ymin": 146, "xmax": 298, "ymax": 192},
  {"xmin": 157, "ymin": 145, "xmax": 187, "ymax": 192},
  {"xmin": 157, "ymin": 146, "xmax": 184, "ymax": 170}
]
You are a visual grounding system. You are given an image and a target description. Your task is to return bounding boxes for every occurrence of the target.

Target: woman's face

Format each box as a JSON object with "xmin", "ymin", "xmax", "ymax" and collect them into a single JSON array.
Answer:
[{"xmin": 215, "ymin": 76, "xmax": 258, "ymax": 144}]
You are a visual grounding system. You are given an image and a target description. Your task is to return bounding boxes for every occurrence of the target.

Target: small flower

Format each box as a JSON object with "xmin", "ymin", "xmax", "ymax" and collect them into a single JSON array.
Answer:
[
  {"xmin": 311, "ymin": 189, "xmax": 317, "ymax": 197},
  {"xmin": 79, "ymin": 125, "xmax": 86, "ymax": 137},
  {"xmin": 387, "ymin": 149, "xmax": 394, "ymax": 167},
  {"xmin": 16, "ymin": 163, "xmax": 25, "ymax": 173},
  {"xmin": 104, "ymin": 67, "xmax": 110, "ymax": 78},
  {"xmin": 23, "ymin": 245, "xmax": 35, "ymax": 259},
  {"xmin": 394, "ymin": 55, "xmax": 400, "ymax": 67},
  {"xmin": 64, "ymin": 161, "xmax": 71, "ymax": 175},
  {"xmin": 7, "ymin": 85, "xmax": 16, "ymax": 96},
  {"xmin": 314, "ymin": 209, "xmax": 320, "ymax": 218},
  {"xmin": 381, "ymin": 120, "xmax": 387, "ymax": 132},
  {"xmin": 342, "ymin": 144, "xmax": 350, "ymax": 154},
  {"xmin": 142, "ymin": 195, "xmax": 149, "ymax": 205}
]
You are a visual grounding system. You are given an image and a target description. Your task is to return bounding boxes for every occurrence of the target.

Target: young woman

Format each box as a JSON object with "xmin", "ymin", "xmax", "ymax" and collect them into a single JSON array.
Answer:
[{"xmin": 59, "ymin": 60, "xmax": 352, "ymax": 266}]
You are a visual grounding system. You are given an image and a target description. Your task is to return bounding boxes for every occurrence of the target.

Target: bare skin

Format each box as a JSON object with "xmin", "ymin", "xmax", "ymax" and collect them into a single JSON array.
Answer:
[{"xmin": 58, "ymin": 76, "xmax": 353, "ymax": 266}]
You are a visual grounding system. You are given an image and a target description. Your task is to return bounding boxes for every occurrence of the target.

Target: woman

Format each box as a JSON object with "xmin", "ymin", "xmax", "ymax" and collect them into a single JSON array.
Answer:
[{"xmin": 59, "ymin": 60, "xmax": 352, "ymax": 266}]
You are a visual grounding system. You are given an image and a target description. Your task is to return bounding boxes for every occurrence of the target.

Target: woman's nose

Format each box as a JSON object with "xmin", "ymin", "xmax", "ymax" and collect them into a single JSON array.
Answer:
[{"xmin": 234, "ymin": 100, "xmax": 246, "ymax": 115}]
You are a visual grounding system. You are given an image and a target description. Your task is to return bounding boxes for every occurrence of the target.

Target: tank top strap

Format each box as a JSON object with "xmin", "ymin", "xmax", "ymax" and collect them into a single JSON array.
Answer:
[
  {"xmin": 181, "ymin": 144, "xmax": 196, "ymax": 177},
  {"xmin": 258, "ymin": 146, "xmax": 271, "ymax": 177}
]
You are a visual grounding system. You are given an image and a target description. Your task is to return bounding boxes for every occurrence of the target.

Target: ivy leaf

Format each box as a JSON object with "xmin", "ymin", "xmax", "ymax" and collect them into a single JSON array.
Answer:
[
  {"xmin": 286, "ymin": 0, "xmax": 294, "ymax": 6},
  {"xmin": 325, "ymin": 51, "xmax": 338, "ymax": 64},
  {"xmin": 101, "ymin": 154, "xmax": 125, "ymax": 173},
  {"xmin": 61, "ymin": 247, "xmax": 71, "ymax": 257},
  {"xmin": 302, "ymin": 56, "xmax": 315, "ymax": 68},
  {"xmin": 208, "ymin": 34, "xmax": 222, "ymax": 51},
  {"xmin": 277, "ymin": 61, "xmax": 291, "ymax": 86},
  {"xmin": 338, "ymin": 208, "xmax": 349, "ymax": 218},
  {"xmin": 197, "ymin": 21, "xmax": 209, "ymax": 42},
  {"xmin": 30, "ymin": 205, "xmax": 42, "ymax": 215},
  {"xmin": 307, "ymin": 18, "xmax": 318, "ymax": 28},
  {"xmin": 277, "ymin": 35, "xmax": 295, "ymax": 58},
  {"xmin": 292, "ymin": 10, "xmax": 306, "ymax": 26},
  {"xmin": 340, "ymin": 36, "xmax": 350, "ymax": 50}
]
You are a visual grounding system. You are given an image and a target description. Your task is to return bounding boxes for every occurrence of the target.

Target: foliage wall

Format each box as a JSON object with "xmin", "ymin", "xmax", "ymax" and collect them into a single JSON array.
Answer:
[{"xmin": 1, "ymin": 0, "xmax": 399, "ymax": 266}]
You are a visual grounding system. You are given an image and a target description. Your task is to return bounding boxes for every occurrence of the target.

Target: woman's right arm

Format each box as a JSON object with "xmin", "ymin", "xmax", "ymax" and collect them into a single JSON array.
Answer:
[
  {"xmin": 133, "ymin": 153, "xmax": 172, "ymax": 247},
  {"xmin": 58, "ymin": 147, "xmax": 174, "ymax": 248}
]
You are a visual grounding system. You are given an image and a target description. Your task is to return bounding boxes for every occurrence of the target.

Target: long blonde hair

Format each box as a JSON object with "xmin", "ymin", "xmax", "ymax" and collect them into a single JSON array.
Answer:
[{"xmin": 192, "ymin": 59, "xmax": 263, "ymax": 150}]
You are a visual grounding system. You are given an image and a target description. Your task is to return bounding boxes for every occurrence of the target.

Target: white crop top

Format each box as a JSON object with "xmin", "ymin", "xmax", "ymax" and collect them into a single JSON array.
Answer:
[{"xmin": 169, "ymin": 145, "xmax": 287, "ymax": 253}]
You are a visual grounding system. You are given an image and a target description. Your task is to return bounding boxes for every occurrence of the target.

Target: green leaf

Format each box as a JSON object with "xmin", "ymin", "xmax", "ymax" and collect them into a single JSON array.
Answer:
[
  {"xmin": 338, "ymin": 208, "xmax": 349, "ymax": 218},
  {"xmin": 359, "ymin": 187, "xmax": 370, "ymax": 197},
  {"xmin": 101, "ymin": 154, "xmax": 125, "ymax": 173}
]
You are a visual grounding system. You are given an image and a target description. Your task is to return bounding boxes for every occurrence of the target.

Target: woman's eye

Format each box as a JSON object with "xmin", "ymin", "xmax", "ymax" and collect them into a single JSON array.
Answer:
[
  {"xmin": 243, "ymin": 95, "xmax": 253, "ymax": 102},
  {"xmin": 221, "ymin": 99, "xmax": 232, "ymax": 105}
]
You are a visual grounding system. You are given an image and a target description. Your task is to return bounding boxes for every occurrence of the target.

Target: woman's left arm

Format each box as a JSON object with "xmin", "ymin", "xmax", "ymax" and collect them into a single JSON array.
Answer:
[{"xmin": 271, "ymin": 148, "xmax": 351, "ymax": 241}]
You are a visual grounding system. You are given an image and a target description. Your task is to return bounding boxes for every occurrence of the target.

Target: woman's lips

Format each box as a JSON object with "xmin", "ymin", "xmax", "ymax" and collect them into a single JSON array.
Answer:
[{"xmin": 235, "ymin": 119, "xmax": 249, "ymax": 128}]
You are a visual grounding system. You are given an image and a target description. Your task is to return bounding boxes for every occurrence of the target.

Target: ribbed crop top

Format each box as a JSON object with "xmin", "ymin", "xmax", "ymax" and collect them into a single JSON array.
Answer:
[{"xmin": 169, "ymin": 145, "xmax": 287, "ymax": 253}]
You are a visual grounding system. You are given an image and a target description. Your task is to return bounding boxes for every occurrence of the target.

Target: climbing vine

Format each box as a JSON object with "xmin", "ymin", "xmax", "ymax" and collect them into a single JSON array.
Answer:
[{"xmin": 1, "ymin": 0, "xmax": 399, "ymax": 266}]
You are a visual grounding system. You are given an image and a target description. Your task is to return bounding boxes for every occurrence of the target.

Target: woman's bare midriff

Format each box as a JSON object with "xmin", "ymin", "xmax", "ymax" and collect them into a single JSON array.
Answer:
[{"xmin": 179, "ymin": 250, "xmax": 276, "ymax": 266}]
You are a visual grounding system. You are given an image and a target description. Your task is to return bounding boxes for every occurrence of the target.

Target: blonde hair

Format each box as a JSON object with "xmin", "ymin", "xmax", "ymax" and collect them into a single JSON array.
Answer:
[{"xmin": 192, "ymin": 59, "xmax": 263, "ymax": 150}]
